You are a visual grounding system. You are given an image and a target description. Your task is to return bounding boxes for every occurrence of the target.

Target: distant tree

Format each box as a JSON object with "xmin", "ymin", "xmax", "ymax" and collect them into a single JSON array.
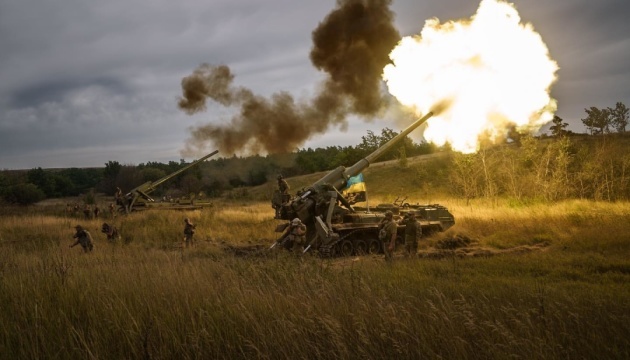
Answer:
[
  {"xmin": 582, "ymin": 106, "xmax": 611, "ymax": 135},
  {"xmin": 27, "ymin": 168, "xmax": 56, "ymax": 197},
  {"xmin": 104, "ymin": 161, "xmax": 122, "ymax": 178},
  {"xmin": 609, "ymin": 102, "xmax": 629, "ymax": 133},
  {"xmin": 550, "ymin": 115, "xmax": 569, "ymax": 137},
  {"xmin": 3, "ymin": 183, "xmax": 45, "ymax": 205},
  {"xmin": 141, "ymin": 168, "xmax": 167, "ymax": 183}
]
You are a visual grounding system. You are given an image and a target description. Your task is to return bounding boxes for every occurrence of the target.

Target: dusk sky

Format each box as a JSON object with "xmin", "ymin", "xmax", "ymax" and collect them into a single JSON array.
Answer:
[{"xmin": 1, "ymin": 0, "xmax": 628, "ymax": 170}]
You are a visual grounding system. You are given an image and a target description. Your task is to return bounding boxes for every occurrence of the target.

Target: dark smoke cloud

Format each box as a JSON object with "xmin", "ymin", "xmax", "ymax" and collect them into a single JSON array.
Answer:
[{"xmin": 178, "ymin": 0, "xmax": 401, "ymax": 155}]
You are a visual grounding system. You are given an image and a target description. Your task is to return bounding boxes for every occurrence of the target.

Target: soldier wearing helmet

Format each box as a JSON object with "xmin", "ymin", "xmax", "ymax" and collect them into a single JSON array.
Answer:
[
  {"xmin": 70, "ymin": 225, "xmax": 94, "ymax": 252},
  {"xmin": 279, "ymin": 218, "xmax": 307, "ymax": 254},
  {"xmin": 399, "ymin": 212, "xmax": 422, "ymax": 257},
  {"xmin": 273, "ymin": 174, "xmax": 291, "ymax": 218},
  {"xmin": 183, "ymin": 218, "xmax": 196, "ymax": 248},
  {"xmin": 277, "ymin": 174, "xmax": 290, "ymax": 194},
  {"xmin": 378, "ymin": 210, "xmax": 398, "ymax": 262}
]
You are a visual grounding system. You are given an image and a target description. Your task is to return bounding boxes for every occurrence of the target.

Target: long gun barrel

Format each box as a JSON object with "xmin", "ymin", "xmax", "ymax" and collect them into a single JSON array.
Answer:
[
  {"xmin": 313, "ymin": 112, "xmax": 433, "ymax": 190},
  {"xmin": 141, "ymin": 150, "xmax": 219, "ymax": 194},
  {"xmin": 122, "ymin": 150, "xmax": 218, "ymax": 212}
]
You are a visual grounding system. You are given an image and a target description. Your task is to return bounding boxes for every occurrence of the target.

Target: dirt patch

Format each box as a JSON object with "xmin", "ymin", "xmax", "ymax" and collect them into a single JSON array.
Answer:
[{"xmin": 421, "ymin": 234, "xmax": 550, "ymax": 259}]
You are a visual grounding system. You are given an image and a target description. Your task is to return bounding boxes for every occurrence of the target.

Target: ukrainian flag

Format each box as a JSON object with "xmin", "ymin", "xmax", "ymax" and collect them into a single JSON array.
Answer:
[{"xmin": 342, "ymin": 173, "xmax": 367, "ymax": 203}]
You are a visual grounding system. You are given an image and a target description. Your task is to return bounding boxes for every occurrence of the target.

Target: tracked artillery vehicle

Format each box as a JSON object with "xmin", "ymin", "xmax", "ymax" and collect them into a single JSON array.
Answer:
[
  {"xmin": 117, "ymin": 150, "xmax": 218, "ymax": 213},
  {"xmin": 271, "ymin": 113, "xmax": 455, "ymax": 257}
]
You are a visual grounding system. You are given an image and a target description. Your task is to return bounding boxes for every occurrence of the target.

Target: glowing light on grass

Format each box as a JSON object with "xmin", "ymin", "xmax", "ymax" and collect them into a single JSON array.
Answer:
[{"xmin": 383, "ymin": 0, "xmax": 558, "ymax": 153}]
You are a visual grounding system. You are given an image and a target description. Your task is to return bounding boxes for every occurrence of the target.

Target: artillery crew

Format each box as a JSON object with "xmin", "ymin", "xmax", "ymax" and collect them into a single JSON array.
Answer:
[
  {"xmin": 400, "ymin": 212, "xmax": 422, "ymax": 257},
  {"xmin": 277, "ymin": 174, "xmax": 290, "ymax": 194},
  {"xmin": 101, "ymin": 223, "xmax": 120, "ymax": 242},
  {"xmin": 70, "ymin": 225, "xmax": 94, "ymax": 252},
  {"xmin": 378, "ymin": 211, "xmax": 398, "ymax": 262},
  {"xmin": 183, "ymin": 218, "xmax": 196, "ymax": 247},
  {"xmin": 279, "ymin": 218, "xmax": 307, "ymax": 254}
]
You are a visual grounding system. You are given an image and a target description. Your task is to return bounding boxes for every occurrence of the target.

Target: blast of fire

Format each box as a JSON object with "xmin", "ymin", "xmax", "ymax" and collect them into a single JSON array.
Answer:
[
  {"xmin": 383, "ymin": 0, "xmax": 558, "ymax": 153},
  {"xmin": 178, "ymin": 0, "xmax": 400, "ymax": 156}
]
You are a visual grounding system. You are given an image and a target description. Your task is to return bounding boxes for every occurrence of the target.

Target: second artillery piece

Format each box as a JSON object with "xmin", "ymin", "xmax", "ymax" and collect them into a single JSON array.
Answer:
[
  {"xmin": 116, "ymin": 150, "xmax": 218, "ymax": 213},
  {"xmin": 271, "ymin": 112, "xmax": 455, "ymax": 257}
]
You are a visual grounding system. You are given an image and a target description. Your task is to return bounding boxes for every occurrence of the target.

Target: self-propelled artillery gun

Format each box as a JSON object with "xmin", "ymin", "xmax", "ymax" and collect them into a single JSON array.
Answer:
[
  {"xmin": 117, "ymin": 150, "xmax": 218, "ymax": 213},
  {"xmin": 271, "ymin": 113, "xmax": 455, "ymax": 257}
]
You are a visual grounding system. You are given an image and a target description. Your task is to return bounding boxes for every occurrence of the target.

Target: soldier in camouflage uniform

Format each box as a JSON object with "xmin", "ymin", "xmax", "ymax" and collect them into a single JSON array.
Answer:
[
  {"xmin": 183, "ymin": 218, "xmax": 196, "ymax": 248},
  {"xmin": 278, "ymin": 218, "xmax": 306, "ymax": 254},
  {"xmin": 101, "ymin": 222, "xmax": 120, "ymax": 242},
  {"xmin": 400, "ymin": 212, "xmax": 422, "ymax": 257},
  {"xmin": 378, "ymin": 210, "xmax": 398, "ymax": 262},
  {"xmin": 70, "ymin": 225, "xmax": 94, "ymax": 252},
  {"xmin": 277, "ymin": 175, "xmax": 290, "ymax": 194}
]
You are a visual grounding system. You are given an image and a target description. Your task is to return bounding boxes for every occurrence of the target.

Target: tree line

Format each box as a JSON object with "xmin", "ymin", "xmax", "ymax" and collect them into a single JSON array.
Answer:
[{"xmin": 1, "ymin": 101, "xmax": 627, "ymax": 205}]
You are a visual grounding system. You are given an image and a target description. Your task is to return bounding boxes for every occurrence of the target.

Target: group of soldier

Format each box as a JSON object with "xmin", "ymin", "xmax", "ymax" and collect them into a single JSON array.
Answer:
[
  {"xmin": 70, "ymin": 176, "xmax": 424, "ymax": 260},
  {"xmin": 66, "ymin": 202, "xmax": 117, "ymax": 219},
  {"xmin": 378, "ymin": 210, "xmax": 423, "ymax": 262},
  {"xmin": 274, "ymin": 175, "xmax": 424, "ymax": 261},
  {"xmin": 69, "ymin": 218, "xmax": 197, "ymax": 253}
]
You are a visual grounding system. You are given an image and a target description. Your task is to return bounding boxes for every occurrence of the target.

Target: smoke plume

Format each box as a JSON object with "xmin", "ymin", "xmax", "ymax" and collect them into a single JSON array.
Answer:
[{"xmin": 178, "ymin": 0, "xmax": 400, "ymax": 155}]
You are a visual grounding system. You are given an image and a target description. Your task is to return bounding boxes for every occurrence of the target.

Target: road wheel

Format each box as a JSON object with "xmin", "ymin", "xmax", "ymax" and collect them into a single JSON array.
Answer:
[
  {"xmin": 338, "ymin": 239, "xmax": 353, "ymax": 257},
  {"xmin": 367, "ymin": 238, "xmax": 381, "ymax": 254},
  {"xmin": 354, "ymin": 239, "xmax": 367, "ymax": 255}
]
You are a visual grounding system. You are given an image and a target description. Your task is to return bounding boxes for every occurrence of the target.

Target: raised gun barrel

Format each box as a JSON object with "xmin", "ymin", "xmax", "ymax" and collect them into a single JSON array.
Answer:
[
  {"xmin": 313, "ymin": 111, "xmax": 433, "ymax": 190},
  {"xmin": 275, "ymin": 113, "xmax": 434, "ymax": 244},
  {"xmin": 122, "ymin": 150, "xmax": 218, "ymax": 212}
]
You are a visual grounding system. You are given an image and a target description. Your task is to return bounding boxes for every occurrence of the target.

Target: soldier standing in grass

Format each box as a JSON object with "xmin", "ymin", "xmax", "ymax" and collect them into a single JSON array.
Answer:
[
  {"xmin": 83, "ymin": 204, "xmax": 91, "ymax": 219},
  {"xmin": 378, "ymin": 210, "xmax": 398, "ymax": 262},
  {"xmin": 70, "ymin": 225, "xmax": 94, "ymax": 252},
  {"xmin": 108, "ymin": 203, "xmax": 116, "ymax": 218},
  {"xmin": 183, "ymin": 218, "xmax": 196, "ymax": 247},
  {"xmin": 400, "ymin": 212, "xmax": 422, "ymax": 257}
]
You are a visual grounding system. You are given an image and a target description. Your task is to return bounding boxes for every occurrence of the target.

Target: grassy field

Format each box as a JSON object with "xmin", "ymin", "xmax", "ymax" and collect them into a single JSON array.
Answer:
[{"xmin": 0, "ymin": 196, "xmax": 629, "ymax": 359}]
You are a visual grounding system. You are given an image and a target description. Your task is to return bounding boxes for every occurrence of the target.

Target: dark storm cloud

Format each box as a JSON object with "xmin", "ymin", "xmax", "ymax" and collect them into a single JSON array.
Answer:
[
  {"xmin": 9, "ymin": 77, "xmax": 130, "ymax": 108},
  {"xmin": 0, "ymin": 0, "xmax": 628, "ymax": 169}
]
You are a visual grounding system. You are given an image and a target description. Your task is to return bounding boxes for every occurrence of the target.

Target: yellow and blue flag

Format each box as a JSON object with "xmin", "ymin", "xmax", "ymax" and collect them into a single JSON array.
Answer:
[{"xmin": 342, "ymin": 173, "xmax": 367, "ymax": 204}]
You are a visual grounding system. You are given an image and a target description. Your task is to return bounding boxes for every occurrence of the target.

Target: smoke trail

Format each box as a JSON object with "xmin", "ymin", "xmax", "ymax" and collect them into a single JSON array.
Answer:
[{"xmin": 178, "ymin": 0, "xmax": 400, "ymax": 155}]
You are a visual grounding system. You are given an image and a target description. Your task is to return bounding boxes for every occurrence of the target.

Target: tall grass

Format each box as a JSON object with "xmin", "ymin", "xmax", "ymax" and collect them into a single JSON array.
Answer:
[{"xmin": 0, "ymin": 199, "xmax": 629, "ymax": 359}]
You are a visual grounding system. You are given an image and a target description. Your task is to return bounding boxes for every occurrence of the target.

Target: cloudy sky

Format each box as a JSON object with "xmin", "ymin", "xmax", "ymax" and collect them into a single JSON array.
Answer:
[{"xmin": 1, "ymin": 0, "xmax": 628, "ymax": 170}]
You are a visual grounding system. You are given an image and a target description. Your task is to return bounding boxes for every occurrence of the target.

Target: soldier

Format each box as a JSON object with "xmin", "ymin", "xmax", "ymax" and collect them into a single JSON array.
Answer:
[
  {"xmin": 93, "ymin": 205, "xmax": 100, "ymax": 219},
  {"xmin": 400, "ymin": 212, "xmax": 422, "ymax": 257},
  {"xmin": 101, "ymin": 223, "xmax": 120, "ymax": 242},
  {"xmin": 378, "ymin": 210, "xmax": 398, "ymax": 262},
  {"xmin": 108, "ymin": 203, "xmax": 116, "ymax": 218},
  {"xmin": 114, "ymin": 187, "xmax": 123, "ymax": 203},
  {"xmin": 277, "ymin": 174, "xmax": 290, "ymax": 194},
  {"xmin": 278, "ymin": 218, "xmax": 307, "ymax": 254},
  {"xmin": 83, "ymin": 204, "xmax": 92, "ymax": 219},
  {"xmin": 183, "ymin": 218, "xmax": 196, "ymax": 247},
  {"xmin": 70, "ymin": 225, "xmax": 94, "ymax": 252}
]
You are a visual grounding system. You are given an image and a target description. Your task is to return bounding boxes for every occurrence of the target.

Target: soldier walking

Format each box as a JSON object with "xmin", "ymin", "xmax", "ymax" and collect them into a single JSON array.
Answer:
[
  {"xmin": 101, "ymin": 223, "xmax": 120, "ymax": 242},
  {"xmin": 400, "ymin": 212, "xmax": 422, "ymax": 257},
  {"xmin": 70, "ymin": 225, "xmax": 94, "ymax": 252},
  {"xmin": 183, "ymin": 218, "xmax": 196, "ymax": 247},
  {"xmin": 378, "ymin": 210, "xmax": 398, "ymax": 262}
]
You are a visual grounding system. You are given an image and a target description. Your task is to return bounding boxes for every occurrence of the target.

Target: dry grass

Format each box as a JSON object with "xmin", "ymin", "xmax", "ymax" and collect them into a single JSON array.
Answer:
[{"xmin": 0, "ymin": 198, "xmax": 629, "ymax": 359}]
